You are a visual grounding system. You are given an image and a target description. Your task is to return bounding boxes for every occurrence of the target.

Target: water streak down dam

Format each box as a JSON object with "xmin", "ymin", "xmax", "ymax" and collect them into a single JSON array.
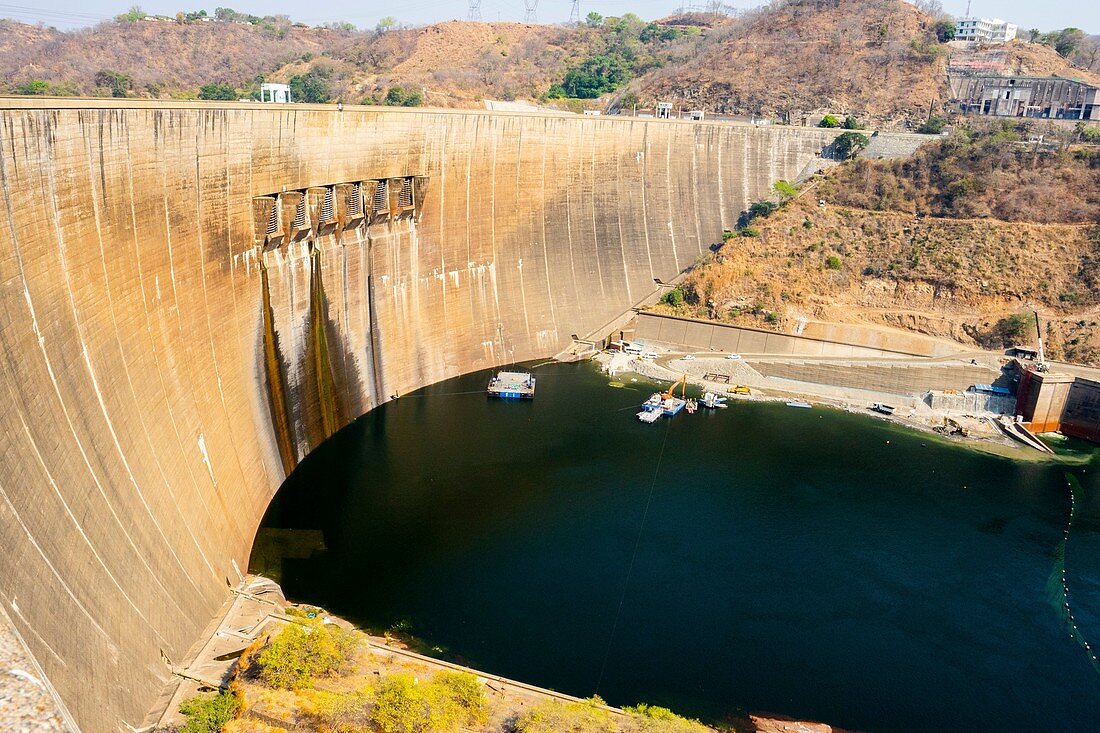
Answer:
[{"xmin": 0, "ymin": 99, "xmax": 840, "ymax": 732}]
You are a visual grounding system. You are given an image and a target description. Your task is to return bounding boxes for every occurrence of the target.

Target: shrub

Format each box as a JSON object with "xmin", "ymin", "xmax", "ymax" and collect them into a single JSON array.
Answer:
[
  {"xmin": 624, "ymin": 703, "xmax": 710, "ymax": 732},
  {"xmin": 514, "ymin": 696, "xmax": 616, "ymax": 733},
  {"xmin": 917, "ymin": 116, "xmax": 947, "ymax": 135},
  {"xmin": 115, "ymin": 5, "xmax": 146, "ymax": 22},
  {"xmin": 371, "ymin": 671, "xmax": 486, "ymax": 733},
  {"xmin": 256, "ymin": 621, "xmax": 356, "ymax": 689},
  {"xmin": 178, "ymin": 690, "xmax": 239, "ymax": 733},
  {"xmin": 660, "ymin": 288, "xmax": 685, "ymax": 307},
  {"xmin": 739, "ymin": 227, "xmax": 760, "ymax": 237},
  {"xmin": 722, "ymin": 229, "xmax": 735, "ymax": 241},
  {"xmin": 199, "ymin": 83, "xmax": 237, "ymax": 101},
  {"xmin": 842, "ymin": 116, "xmax": 863, "ymax": 130},
  {"xmin": 988, "ymin": 312, "xmax": 1037, "ymax": 347},
  {"xmin": 825, "ymin": 255, "xmax": 843, "ymax": 270},
  {"xmin": 819, "ymin": 114, "xmax": 841, "ymax": 128},
  {"xmin": 384, "ymin": 86, "xmax": 424, "ymax": 107},
  {"xmin": 16, "ymin": 80, "xmax": 49, "ymax": 95},
  {"xmin": 94, "ymin": 70, "xmax": 131, "ymax": 98}
]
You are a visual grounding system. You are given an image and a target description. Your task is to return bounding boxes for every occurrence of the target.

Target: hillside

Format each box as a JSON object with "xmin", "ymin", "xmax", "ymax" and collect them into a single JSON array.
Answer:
[
  {"xmin": 0, "ymin": 17, "xmax": 348, "ymax": 94},
  {"xmin": 1, "ymin": 2, "xmax": 1096, "ymax": 124},
  {"xmin": 663, "ymin": 125, "xmax": 1100, "ymax": 365},
  {"xmin": 949, "ymin": 40, "xmax": 1100, "ymax": 85},
  {"xmin": 632, "ymin": 0, "xmax": 949, "ymax": 125}
]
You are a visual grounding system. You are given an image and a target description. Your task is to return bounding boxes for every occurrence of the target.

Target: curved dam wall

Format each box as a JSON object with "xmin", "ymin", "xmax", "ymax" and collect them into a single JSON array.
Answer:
[{"xmin": 0, "ymin": 99, "xmax": 835, "ymax": 732}]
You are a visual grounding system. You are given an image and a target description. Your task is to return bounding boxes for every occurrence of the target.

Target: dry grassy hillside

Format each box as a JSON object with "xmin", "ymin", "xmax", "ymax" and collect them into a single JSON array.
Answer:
[
  {"xmin": 633, "ymin": 0, "xmax": 949, "ymax": 125},
  {"xmin": 949, "ymin": 41, "xmax": 1100, "ymax": 85},
  {"xmin": 664, "ymin": 126, "xmax": 1100, "ymax": 365},
  {"xmin": 0, "ymin": 18, "xmax": 348, "ymax": 94},
  {"xmin": 668, "ymin": 197, "xmax": 1100, "ymax": 363}
]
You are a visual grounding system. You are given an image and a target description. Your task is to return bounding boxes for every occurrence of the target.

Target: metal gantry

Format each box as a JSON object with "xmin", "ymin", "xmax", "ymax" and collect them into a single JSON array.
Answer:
[
  {"xmin": 468, "ymin": 0, "xmax": 482, "ymax": 21},
  {"xmin": 524, "ymin": 0, "xmax": 539, "ymax": 23}
]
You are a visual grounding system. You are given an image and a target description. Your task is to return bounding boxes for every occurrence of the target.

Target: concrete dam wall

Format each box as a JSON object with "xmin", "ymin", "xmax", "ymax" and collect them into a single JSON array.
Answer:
[{"xmin": 0, "ymin": 99, "xmax": 836, "ymax": 732}]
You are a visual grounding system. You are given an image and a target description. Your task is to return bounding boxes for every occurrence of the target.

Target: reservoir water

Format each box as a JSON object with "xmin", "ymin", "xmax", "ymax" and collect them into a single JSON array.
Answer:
[{"xmin": 252, "ymin": 362, "xmax": 1100, "ymax": 732}]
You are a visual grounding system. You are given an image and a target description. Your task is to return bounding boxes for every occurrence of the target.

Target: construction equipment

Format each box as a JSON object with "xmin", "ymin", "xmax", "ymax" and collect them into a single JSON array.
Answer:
[{"xmin": 663, "ymin": 374, "xmax": 688, "ymax": 401}]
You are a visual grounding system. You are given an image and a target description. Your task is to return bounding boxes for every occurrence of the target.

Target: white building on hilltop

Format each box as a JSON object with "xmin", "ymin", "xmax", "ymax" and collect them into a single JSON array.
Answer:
[{"xmin": 956, "ymin": 17, "xmax": 1018, "ymax": 43}]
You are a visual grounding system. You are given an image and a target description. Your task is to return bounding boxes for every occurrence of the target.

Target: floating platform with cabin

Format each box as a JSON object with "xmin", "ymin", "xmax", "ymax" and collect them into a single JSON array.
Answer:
[
  {"xmin": 637, "ymin": 375, "xmax": 689, "ymax": 423},
  {"xmin": 487, "ymin": 371, "xmax": 536, "ymax": 399}
]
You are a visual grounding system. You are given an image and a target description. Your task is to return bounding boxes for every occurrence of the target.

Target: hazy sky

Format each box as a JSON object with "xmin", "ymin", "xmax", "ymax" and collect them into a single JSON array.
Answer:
[{"xmin": 3, "ymin": 1, "xmax": 1097, "ymax": 35}]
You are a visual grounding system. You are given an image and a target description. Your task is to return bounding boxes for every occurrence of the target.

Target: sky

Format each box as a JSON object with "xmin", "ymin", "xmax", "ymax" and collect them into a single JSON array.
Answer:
[{"xmin": 1, "ymin": 0, "xmax": 1096, "ymax": 35}]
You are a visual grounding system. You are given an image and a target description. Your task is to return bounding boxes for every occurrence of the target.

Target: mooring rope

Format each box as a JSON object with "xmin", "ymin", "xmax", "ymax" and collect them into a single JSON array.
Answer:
[
  {"xmin": 595, "ymin": 416, "xmax": 673, "ymax": 694},
  {"xmin": 1050, "ymin": 473, "xmax": 1099, "ymax": 673}
]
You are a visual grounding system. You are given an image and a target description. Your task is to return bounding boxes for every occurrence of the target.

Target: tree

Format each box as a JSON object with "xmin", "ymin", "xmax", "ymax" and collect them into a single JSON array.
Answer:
[
  {"xmin": 660, "ymin": 288, "xmax": 685, "ymax": 307},
  {"xmin": 585, "ymin": 12, "xmax": 603, "ymax": 28},
  {"xmin": 16, "ymin": 80, "xmax": 49, "ymax": 95},
  {"xmin": 933, "ymin": 19, "xmax": 955, "ymax": 42},
  {"xmin": 833, "ymin": 131, "xmax": 870, "ymax": 159},
  {"xmin": 842, "ymin": 116, "xmax": 863, "ymax": 130},
  {"xmin": 288, "ymin": 68, "xmax": 332, "ymax": 104},
  {"xmin": 376, "ymin": 16, "xmax": 396, "ymax": 33},
  {"xmin": 560, "ymin": 55, "xmax": 630, "ymax": 98},
  {"xmin": 1027, "ymin": 28, "xmax": 1041, "ymax": 43},
  {"xmin": 115, "ymin": 5, "xmax": 146, "ymax": 22},
  {"xmin": 772, "ymin": 179, "xmax": 798, "ymax": 198},
  {"xmin": 199, "ymin": 83, "xmax": 237, "ymax": 100},
  {"xmin": 819, "ymin": 114, "xmax": 841, "ymax": 128},
  {"xmin": 1039, "ymin": 28, "xmax": 1085, "ymax": 58},
  {"xmin": 94, "ymin": 70, "xmax": 132, "ymax": 98},
  {"xmin": 384, "ymin": 86, "xmax": 423, "ymax": 107}
]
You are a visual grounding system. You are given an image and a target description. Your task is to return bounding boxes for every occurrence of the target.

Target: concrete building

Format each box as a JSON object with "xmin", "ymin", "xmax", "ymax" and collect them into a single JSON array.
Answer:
[
  {"xmin": 260, "ymin": 82, "xmax": 291, "ymax": 103},
  {"xmin": 953, "ymin": 76, "xmax": 1100, "ymax": 120},
  {"xmin": 955, "ymin": 17, "xmax": 1017, "ymax": 43}
]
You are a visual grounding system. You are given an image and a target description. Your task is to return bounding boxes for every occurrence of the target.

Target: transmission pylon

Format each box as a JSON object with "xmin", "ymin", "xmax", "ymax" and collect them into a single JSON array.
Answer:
[
  {"xmin": 468, "ymin": 0, "xmax": 482, "ymax": 21},
  {"xmin": 568, "ymin": 0, "xmax": 580, "ymax": 24},
  {"xmin": 524, "ymin": 0, "xmax": 539, "ymax": 23}
]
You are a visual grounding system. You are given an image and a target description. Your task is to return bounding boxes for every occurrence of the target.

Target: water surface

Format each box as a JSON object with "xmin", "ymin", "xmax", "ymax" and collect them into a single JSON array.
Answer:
[{"xmin": 253, "ymin": 363, "xmax": 1100, "ymax": 732}]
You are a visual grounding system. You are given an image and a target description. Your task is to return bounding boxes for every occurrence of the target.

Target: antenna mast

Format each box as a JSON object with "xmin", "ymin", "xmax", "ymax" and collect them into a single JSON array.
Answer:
[
  {"xmin": 568, "ymin": 0, "xmax": 581, "ymax": 24},
  {"xmin": 524, "ymin": 0, "xmax": 539, "ymax": 23},
  {"xmin": 468, "ymin": 0, "xmax": 482, "ymax": 21}
]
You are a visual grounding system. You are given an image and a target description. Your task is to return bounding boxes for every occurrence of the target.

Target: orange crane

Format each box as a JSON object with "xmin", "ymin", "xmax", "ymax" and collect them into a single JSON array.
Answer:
[{"xmin": 662, "ymin": 374, "xmax": 688, "ymax": 401}]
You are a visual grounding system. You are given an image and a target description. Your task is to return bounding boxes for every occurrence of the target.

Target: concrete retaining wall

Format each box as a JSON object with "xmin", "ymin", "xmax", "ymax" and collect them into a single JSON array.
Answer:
[
  {"xmin": 635, "ymin": 312, "xmax": 967, "ymax": 358},
  {"xmin": 0, "ymin": 99, "xmax": 837, "ymax": 733}
]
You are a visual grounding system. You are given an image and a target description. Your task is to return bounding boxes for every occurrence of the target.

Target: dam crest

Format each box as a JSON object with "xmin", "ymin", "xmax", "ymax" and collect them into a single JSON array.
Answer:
[{"xmin": 0, "ymin": 99, "xmax": 850, "ymax": 732}]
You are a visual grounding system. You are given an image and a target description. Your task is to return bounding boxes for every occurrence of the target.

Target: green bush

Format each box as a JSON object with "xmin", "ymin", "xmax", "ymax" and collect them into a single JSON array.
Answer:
[
  {"xmin": 825, "ymin": 255, "xmax": 843, "ymax": 270},
  {"xmin": 178, "ymin": 690, "xmax": 239, "ymax": 733},
  {"xmin": 772, "ymin": 179, "xmax": 798, "ymax": 198},
  {"xmin": 199, "ymin": 83, "xmax": 237, "ymax": 101},
  {"xmin": 842, "ymin": 116, "xmax": 863, "ymax": 130},
  {"xmin": 256, "ymin": 621, "xmax": 356, "ymax": 689},
  {"xmin": 819, "ymin": 114, "xmax": 841, "ymax": 128},
  {"xmin": 624, "ymin": 702, "xmax": 711, "ymax": 732},
  {"xmin": 371, "ymin": 671, "xmax": 487, "ymax": 733},
  {"xmin": 16, "ymin": 80, "xmax": 49, "ymax": 95},
  {"xmin": 659, "ymin": 288, "xmax": 685, "ymax": 307},
  {"xmin": 384, "ymin": 85, "xmax": 424, "ymax": 107},
  {"xmin": 988, "ymin": 312, "xmax": 1037, "ymax": 347},
  {"xmin": 514, "ymin": 696, "xmax": 616, "ymax": 733},
  {"xmin": 918, "ymin": 116, "xmax": 947, "ymax": 135},
  {"xmin": 739, "ymin": 227, "xmax": 760, "ymax": 237}
]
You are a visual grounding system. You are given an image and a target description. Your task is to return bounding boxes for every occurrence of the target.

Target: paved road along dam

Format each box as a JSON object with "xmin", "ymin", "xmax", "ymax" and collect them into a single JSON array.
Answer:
[{"xmin": 0, "ymin": 99, "xmax": 843, "ymax": 732}]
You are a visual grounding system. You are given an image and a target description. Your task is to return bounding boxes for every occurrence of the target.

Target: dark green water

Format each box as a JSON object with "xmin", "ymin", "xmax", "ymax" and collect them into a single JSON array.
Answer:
[{"xmin": 253, "ymin": 363, "xmax": 1100, "ymax": 732}]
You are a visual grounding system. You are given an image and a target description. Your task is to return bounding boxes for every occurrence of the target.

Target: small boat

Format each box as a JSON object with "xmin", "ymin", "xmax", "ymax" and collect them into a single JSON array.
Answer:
[
  {"xmin": 785, "ymin": 400, "xmax": 812, "ymax": 409},
  {"xmin": 636, "ymin": 410, "xmax": 662, "ymax": 424},
  {"xmin": 608, "ymin": 381, "xmax": 625, "ymax": 388},
  {"xmin": 700, "ymin": 392, "xmax": 728, "ymax": 409}
]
